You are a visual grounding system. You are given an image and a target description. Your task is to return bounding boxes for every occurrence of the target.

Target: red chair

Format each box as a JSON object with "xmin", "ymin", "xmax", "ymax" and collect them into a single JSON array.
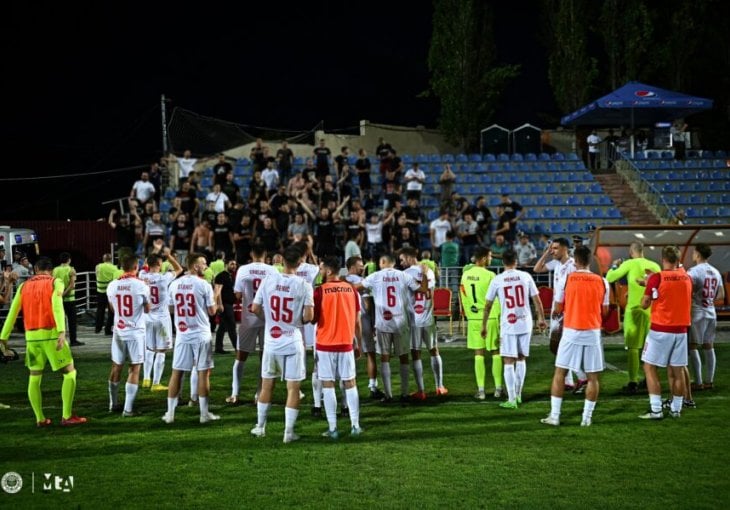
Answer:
[
  {"xmin": 537, "ymin": 286, "xmax": 553, "ymax": 316},
  {"xmin": 432, "ymin": 288, "xmax": 454, "ymax": 336}
]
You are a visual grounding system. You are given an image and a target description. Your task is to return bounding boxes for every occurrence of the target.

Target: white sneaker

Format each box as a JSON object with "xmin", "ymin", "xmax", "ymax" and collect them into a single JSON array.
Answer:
[
  {"xmin": 494, "ymin": 388, "xmax": 503, "ymax": 398},
  {"xmin": 580, "ymin": 418, "xmax": 592, "ymax": 427},
  {"xmin": 639, "ymin": 410, "xmax": 664, "ymax": 420},
  {"xmin": 283, "ymin": 432, "xmax": 300, "ymax": 444},
  {"xmin": 669, "ymin": 411, "xmax": 681, "ymax": 419},
  {"xmin": 540, "ymin": 415, "xmax": 560, "ymax": 426},
  {"xmin": 250, "ymin": 425, "xmax": 266, "ymax": 437},
  {"xmin": 161, "ymin": 413, "xmax": 174, "ymax": 424},
  {"xmin": 475, "ymin": 391, "xmax": 486, "ymax": 401},
  {"xmin": 299, "ymin": 390, "xmax": 306, "ymax": 400},
  {"xmin": 200, "ymin": 412, "xmax": 220, "ymax": 424}
]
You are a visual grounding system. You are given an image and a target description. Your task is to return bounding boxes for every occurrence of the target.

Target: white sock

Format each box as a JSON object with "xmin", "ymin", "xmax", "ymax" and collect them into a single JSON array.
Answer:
[
  {"xmin": 108, "ymin": 381, "xmax": 120, "ymax": 409},
  {"xmin": 649, "ymin": 393, "xmax": 662, "ymax": 413},
  {"xmin": 550, "ymin": 395, "xmax": 562, "ymax": 419},
  {"xmin": 323, "ymin": 387, "xmax": 337, "ymax": 431},
  {"xmin": 671, "ymin": 395, "xmax": 683, "ymax": 414},
  {"xmin": 368, "ymin": 378, "xmax": 377, "ymax": 390},
  {"xmin": 564, "ymin": 370, "xmax": 574, "ymax": 386},
  {"xmin": 143, "ymin": 350, "xmax": 154, "ymax": 380},
  {"xmin": 124, "ymin": 383, "xmax": 138, "ymax": 413},
  {"xmin": 515, "ymin": 360, "xmax": 526, "ymax": 399},
  {"xmin": 257, "ymin": 402, "xmax": 270, "ymax": 428},
  {"xmin": 705, "ymin": 348, "xmax": 716, "ymax": 384},
  {"xmin": 284, "ymin": 406, "xmax": 299, "ymax": 434},
  {"xmin": 153, "ymin": 353, "xmax": 166, "ymax": 385},
  {"xmin": 199, "ymin": 396, "xmax": 209, "ymax": 417},
  {"xmin": 575, "ymin": 369, "xmax": 587, "ymax": 381},
  {"xmin": 231, "ymin": 359, "xmax": 243, "ymax": 397},
  {"xmin": 166, "ymin": 397, "xmax": 176, "ymax": 418},
  {"xmin": 504, "ymin": 364, "xmax": 516, "ymax": 403},
  {"xmin": 312, "ymin": 371, "xmax": 322, "ymax": 408},
  {"xmin": 339, "ymin": 379, "xmax": 347, "ymax": 409},
  {"xmin": 399, "ymin": 363, "xmax": 410, "ymax": 396},
  {"xmin": 412, "ymin": 359, "xmax": 424, "ymax": 392},
  {"xmin": 582, "ymin": 399, "xmax": 596, "ymax": 422},
  {"xmin": 689, "ymin": 349, "xmax": 702, "ymax": 385},
  {"xmin": 431, "ymin": 355, "xmax": 443, "ymax": 389},
  {"xmin": 190, "ymin": 370, "xmax": 199, "ymax": 402},
  {"xmin": 381, "ymin": 362, "xmax": 392, "ymax": 397},
  {"xmin": 345, "ymin": 386, "xmax": 360, "ymax": 429}
]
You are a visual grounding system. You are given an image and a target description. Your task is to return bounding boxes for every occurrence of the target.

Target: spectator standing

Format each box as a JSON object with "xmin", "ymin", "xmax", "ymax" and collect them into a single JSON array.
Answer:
[
  {"xmin": 205, "ymin": 183, "xmax": 231, "ymax": 214},
  {"xmin": 404, "ymin": 162, "xmax": 426, "ymax": 201},
  {"xmin": 587, "ymin": 130, "xmax": 601, "ymax": 170},
  {"xmin": 108, "ymin": 208, "xmax": 139, "ymax": 255},
  {"xmin": 429, "ymin": 209, "xmax": 452, "ymax": 262},
  {"xmin": 250, "ymin": 138, "xmax": 267, "ymax": 173},
  {"xmin": 175, "ymin": 180, "xmax": 199, "ymax": 219},
  {"xmin": 261, "ymin": 161, "xmax": 280, "ymax": 194},
  {"xmin": 456, "ymin": 212, "xmax": 480, "ymax": 266},
  {"xmin": 213, "ymin": 258, "xmax": 238, "ymax": 354},
  {"xmin": 131, "ymin": 171, "xmax": 156, "ymax": 206},
  {"xmin": 438, "ymin": 164, "xmax": 456, "ymax": 204},
  {"xmin": 173, "ymin": 149, "xmax": 197, "ymax": 183},
  {"xmin": 276, "ymin": 141, "xmax": 294, "ymax": 184},
  {"xmin": 355, "ymin": 149, "xmax": 372, "ymax": 202},
  {"xmin": 148, "ymin": 162, "xmax": 163, "ymax": 205},
  {"xmin": 212, "ymin": 153, "xmax": 233, "ymax": 187},
  {"xmin": 313, "ymin": 139, "xmax": 332, "ymax": 183},
  {"xmin": 515, "ymin": 233, "xmax": 537, "ymax": 267}
]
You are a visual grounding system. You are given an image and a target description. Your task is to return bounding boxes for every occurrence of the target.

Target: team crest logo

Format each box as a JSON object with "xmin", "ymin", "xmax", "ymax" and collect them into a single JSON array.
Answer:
[
  {"xmin": 383, "ymin": 310, "xmax": 393, "ymax": 320},
  {"xmin": 116, "ymin": 320, "xmax": 126, "ymax": 330},
  {"xmin": 1, "ymin": 472, "xmax": 23, "ymax": 494},
  {"xmin": 270, "ymin": 326, "xmax": 283, "ymax": 339},
  {"xmin": 414, "ymin": 304, "xmax": 424, "ymax": 314},
  {"xmin": 507, "ymin": 313, "xmax": 518, "ymax": 324},
  {"xmin": 178, "ymin": 322, "xmax": 188, "ymax": 332},
  {"xmin": 635, "ymin": 90, "xmax": 657, "ymax": 98}
]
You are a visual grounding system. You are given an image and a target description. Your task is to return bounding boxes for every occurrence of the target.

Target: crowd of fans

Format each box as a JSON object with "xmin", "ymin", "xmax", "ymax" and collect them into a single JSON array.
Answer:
[{"xmin": 115, "ymin": 138, "xmax": 566, "ymax": 270}]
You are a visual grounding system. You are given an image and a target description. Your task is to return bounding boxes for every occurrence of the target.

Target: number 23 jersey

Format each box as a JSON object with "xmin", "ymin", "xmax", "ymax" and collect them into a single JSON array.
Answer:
[{"xmin": 168, "ymin": 275, "xmax": 215, "ymax": 341}]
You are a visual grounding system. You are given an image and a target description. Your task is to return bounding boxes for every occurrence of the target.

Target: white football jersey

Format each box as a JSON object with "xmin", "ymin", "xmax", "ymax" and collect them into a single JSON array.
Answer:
[
  {"xmin": 253, "ymin": 272, "xmax": 314, "ymax": 355},
  {"xmin": 545, "ymin": 257, "xmax": 576, "ymax": 310},
  {"xmin": 295, "ymin": 262, "xmax": 319, "ymax": 285},
  {"xmin": 486, "ymin": 268, "xmax": 539, "ymax": 335},
  {"xmin": 107, "ymin": 275, "xmax": 150, "ymax": 334},
  {"xmin": 404, "ymin": 265, "xmax": 435, "ymax": 327},
  {"xmin": 345, "ymin": 274, "xmax": 368, "ymax": 315},
  {"xmin": 687, "ymin": 262, "xmax": 722, "ymax": 320},
  {"xmin": 139, "ymin": 270, "xmax": 176, "ymax": 320},
  {"xmin": 168, "ymin": 274, "xmax": 215, "ymax": 342},
  {"xmin": 234, "ymin": 262, "xmax": 278, "ymax": 328},
  {"xmin": 362, "ymin": 268, "xmax": 420, "ymax": 333}
]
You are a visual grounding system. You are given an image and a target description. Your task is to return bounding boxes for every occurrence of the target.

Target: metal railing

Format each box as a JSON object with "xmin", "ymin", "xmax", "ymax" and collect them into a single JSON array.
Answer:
[
  {"xmin": 74, "ymin": 271, "xmax": 98, "ymax": 317},
  {"xmin": 615, "ymin": 153, "xmax": 675, "ymax": 224}
]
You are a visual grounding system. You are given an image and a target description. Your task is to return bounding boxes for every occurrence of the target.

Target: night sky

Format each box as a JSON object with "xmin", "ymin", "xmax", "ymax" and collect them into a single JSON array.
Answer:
[{"xmin": 2, "ymin": 2, "xmax": 552, "ymax": 220}]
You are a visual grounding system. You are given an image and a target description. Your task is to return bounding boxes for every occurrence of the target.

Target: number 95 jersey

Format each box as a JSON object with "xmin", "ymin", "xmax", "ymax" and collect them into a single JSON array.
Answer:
[{"xmin": 253, "ymin": 272, "xmax": 314, "ymax": 355}]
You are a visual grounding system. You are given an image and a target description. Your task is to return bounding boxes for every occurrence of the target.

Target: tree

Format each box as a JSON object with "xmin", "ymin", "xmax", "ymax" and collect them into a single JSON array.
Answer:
[
  {"xmin": 599, "ymin": 0, "xmax": 653, "ymax": 89},
  {"xmin": 542, "ymin": 0, "xmax": 598, "ymax": 114},
  {"xmin": 426, "ymin": 0, "xmax": 520, "ymax": 150}
]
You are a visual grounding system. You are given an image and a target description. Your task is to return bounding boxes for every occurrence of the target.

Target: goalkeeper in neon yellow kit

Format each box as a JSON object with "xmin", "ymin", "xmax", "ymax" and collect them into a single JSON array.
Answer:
[
  {"xmin": 461, "ymin": 246, "xmax": 502, "ymax": 400},
  {"xmin": 606, "ymin": 242, "xmax": 660, "ymax": 394}
]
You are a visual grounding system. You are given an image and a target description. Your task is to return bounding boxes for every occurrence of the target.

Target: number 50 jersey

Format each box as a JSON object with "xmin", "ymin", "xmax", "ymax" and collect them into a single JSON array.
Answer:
[{"xmin": 486, "ymin": 268, "xmax": 539, "ymax": 335}]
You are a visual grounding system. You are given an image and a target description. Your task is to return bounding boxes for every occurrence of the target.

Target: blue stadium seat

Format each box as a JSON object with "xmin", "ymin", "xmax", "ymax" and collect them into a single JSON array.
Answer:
[
  {"xmin": 483, "ymin": 153, "xmax": 496, "ymax": 162},
  {"xmin": 525, "ymin": 153, "xmax": 537, "ymax": 161},
  {"xmin": 550, "ymin": 222, "xmax": 565, "ymax": 234},
  {"xmin": 582, "ymin": 195, "xmax": 595, "ymax": 205},
  {"xmin": 236, "ymin": 157, "xmax": 251, "ymax": 165},
  {"xmin": 511, "ymin": 153, "xmax": 524, "ymax": 161},
  {"xmin": 430, "ymin": 154, "xmax": 442, "ymax": 163},
  {"xmin": 589, "ymin": 183, "xmax": 602, "ymax": 193},
  {"xmin": 558, "ymin": 208, "xmax": 573, "ymax": 219},
  {"xmin": 715, "ymin": 150, "xmax": 727, "ymax": 158},
  {"xmin": 497, "ymin": 153, "xmax": 510, "ymax": 162},
  {"xmin": 443, "ymin": 154, "xmax": 456, "ymax": 163},
  {"xmin": 531, "ymin": 184, "xmax": 543, "ymax": 195},
  {"xmin": 550, "ymin": 195, "xmax": 564, "ymax": 206},
  {"xmin": 633, "ymin": 152, "xmax": 646, "ymax": 160},
  {"xmin": 566, "ymin": 153, "xmax": 579, "ymax": 161},
  {"xmin": 479, "ymin": 174, "xmax": 492, "ymax": 184},
  {"xmin": 566, "ymin": 195, "xmax": 579, "ymax": 206},
  {"xmin": 660, "ymin": 151, "xmax": 673, "ymax": 159},
  {"xmin": 163, "ymin": 188, "xmax": 176, "ymax": 200},
  {"xmin": 546, "ymin": 184, "xmax": 558, "ymax": 193},
  {"xmin": 203, "ymin": 167, "xmax": 214, "ymax": 178},
  {"xmin": 515, "ymin": 184, "xmax": 527, "ymax": 194},
  {"xmin": 542, "ymin": 207, "xmax": 555, "ymax": 219},
  {"xmin": 293, "ymin": 157, "xmax": 306, "ymax": 166},
  {"xmin": 536, "ymin": 195, "xmax": 548, "ymax": 206},
  {"xmin": 201, "ymin": 177, "xmax": 213, "ymax": 189},
  {"xmin": 469, "ymin": 154, "xmax": 482, "ymax": 162},
  {"xmin": 608, "ymin": 208, "xmax": 622, "ymax": 219},
  {"xmin": 402, "ymin": 154, "xmax": 413, "ymax": 164},
  {"xmin": 538, "ymin": 153, "xmax": 551, "ymax": 161},
  {"xmin": 417, "ymin": 154, "xmax": 430, "ymax": 163},
  {"xmin": 575, "ymin": 208, "xmax": 589, "ymax": 218},
  {"xmin": 159, "ymin": 201, "xmax": 171, "ymax": 213}
]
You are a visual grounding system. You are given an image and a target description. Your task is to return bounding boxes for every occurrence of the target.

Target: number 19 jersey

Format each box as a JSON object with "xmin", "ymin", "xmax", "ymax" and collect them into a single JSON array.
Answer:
[
  {"xmin": 486, "ymin": 268, "xmax": 539, "ymax": 335},
  {"xmin": 168, "ymin": 275, "xmax": 215, "ymax": 343},
  {"xmin": 106, "ymin": 275, "xmax": 150, "ymax": 335},
  {"xmin": 234, "ymin": 262, "xmax": 278, "ymax": 328},
  {"xmin": 253, "ymin": 272, "xmax": 314, "ymax": 355}
]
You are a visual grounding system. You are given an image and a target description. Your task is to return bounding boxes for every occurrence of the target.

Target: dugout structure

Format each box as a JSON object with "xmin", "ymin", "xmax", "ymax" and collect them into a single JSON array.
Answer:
[{"xmin": 591, "ymin": 224, "xmax": 730, "ymax": 317}]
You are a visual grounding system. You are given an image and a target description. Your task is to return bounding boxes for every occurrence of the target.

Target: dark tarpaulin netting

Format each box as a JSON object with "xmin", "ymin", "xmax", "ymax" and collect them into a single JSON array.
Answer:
[{"xmin": 167, "ymin": 107, "xmax": 322, "ymax": 156}]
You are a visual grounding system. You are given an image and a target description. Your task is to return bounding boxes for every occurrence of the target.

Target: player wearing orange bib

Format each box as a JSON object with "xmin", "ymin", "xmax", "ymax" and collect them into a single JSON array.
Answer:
[
  {"xmin": 313, "ymin": 256, "xmax": 363, "ymax": 438},
  {"xmin": 639, "ymin": 245, "xmax": 692, "ymax": 420},
  {"xmin": 541, "ymin": 246, "xmax": 609, "ymax": 427}
]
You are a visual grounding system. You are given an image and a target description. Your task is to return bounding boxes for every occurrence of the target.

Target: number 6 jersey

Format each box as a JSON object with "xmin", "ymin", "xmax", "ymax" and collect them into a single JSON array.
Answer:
[{"xmin": 362, "ymin": 268, "xmax": 420, "ymax": 333}]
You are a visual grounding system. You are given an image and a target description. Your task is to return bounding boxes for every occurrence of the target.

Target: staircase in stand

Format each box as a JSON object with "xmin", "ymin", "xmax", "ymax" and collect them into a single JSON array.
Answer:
[{"xmin": 594, "ymin": 173, "xmax": 659, "ymax": 225}]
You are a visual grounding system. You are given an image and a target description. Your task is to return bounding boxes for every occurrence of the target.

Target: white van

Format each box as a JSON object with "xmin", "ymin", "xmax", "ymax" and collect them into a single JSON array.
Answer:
[{"xmin": 0, "ymin": 226, "xmax": 40, "ymax": 270}]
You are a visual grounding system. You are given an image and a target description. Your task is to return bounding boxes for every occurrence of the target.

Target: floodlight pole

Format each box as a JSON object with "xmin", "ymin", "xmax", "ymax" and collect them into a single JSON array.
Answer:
[{"xmin": 161, "ymin": 94, "xmax": 169, "ymax": 155}]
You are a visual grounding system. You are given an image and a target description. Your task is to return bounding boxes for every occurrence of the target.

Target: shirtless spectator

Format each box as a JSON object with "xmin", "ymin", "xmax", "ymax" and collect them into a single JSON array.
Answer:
[
  {"xmin": 439, "ymin": 164, "xmax": 457, "ymax": 204},
  {"xmin": 191, "ymin": 220, "xmax": 213, "ymax": 259}
]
